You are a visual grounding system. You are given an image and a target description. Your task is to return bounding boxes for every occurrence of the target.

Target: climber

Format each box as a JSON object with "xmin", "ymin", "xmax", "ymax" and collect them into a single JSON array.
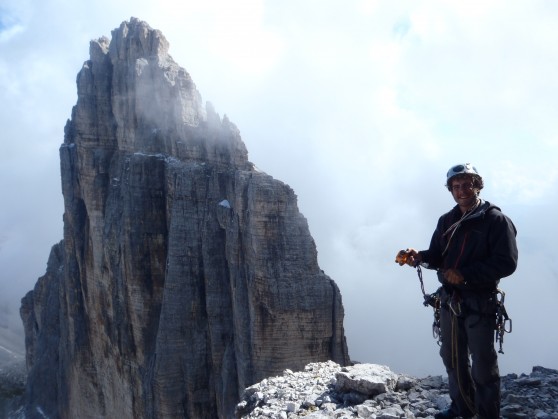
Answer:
[{"xmin": 396, "ymin": 163, "xmax": 518, "ymax": 419}]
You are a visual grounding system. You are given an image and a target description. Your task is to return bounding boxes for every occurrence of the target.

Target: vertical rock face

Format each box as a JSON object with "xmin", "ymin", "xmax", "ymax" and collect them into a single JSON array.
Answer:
[{"xmin": 20, "ymin": 18, "xmax": 349, "ymax": 419}]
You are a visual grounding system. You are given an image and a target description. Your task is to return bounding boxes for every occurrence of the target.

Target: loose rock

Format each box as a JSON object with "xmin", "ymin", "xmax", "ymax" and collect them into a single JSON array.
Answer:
[{"xmin": 236, "ymin": 362, "xmax": 558, "ymax": 418}]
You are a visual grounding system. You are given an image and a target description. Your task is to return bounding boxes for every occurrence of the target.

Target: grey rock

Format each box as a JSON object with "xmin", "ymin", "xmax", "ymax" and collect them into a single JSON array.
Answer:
[
  {"xmin": 236, "ymin": 362, "xmax": 558, "ymax": 419},
  {"xmin": 377, "ymin": 405, "xmax": 405, "ymax": 419},
  {"xmin": 335, "ymin": 364, "xmax": 397, "ymax": 397},
  {"xmin": 356, "ymin": 403, "xmax": 378, "ymax": 418},
  {"xmin": 19, "ymin": 17, "xmax": 349, "ymax": 419},
  {"xmin": 0, "ymin": 359, "xmax": 26, "ymax": 418},
  {"xmin": 396, "ymin": 375, "xmax": 417, "ymax": 392},
  {"xmin": 417, "ymin": 375, "xmax": 444, "ymax": 390}
]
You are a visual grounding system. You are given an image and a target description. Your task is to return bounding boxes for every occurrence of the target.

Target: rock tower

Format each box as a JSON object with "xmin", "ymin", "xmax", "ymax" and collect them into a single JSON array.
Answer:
[{"xmin": 20, "ymin": 18, "xmax": 349, "ymax": 418}]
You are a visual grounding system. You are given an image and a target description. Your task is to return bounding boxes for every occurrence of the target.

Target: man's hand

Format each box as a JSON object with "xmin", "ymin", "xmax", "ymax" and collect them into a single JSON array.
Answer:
[
  {"xmin": 443, "ymin": 268, "xmax": 465, "ymax": 285},
  {"xmin": 395, "ymin": 248, "xmax": 421, "ymax": 267}
]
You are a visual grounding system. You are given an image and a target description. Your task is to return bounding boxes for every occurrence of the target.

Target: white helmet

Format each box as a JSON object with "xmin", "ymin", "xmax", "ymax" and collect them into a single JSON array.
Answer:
[{"xmin": 446, "ymin": 163, "xmax": 483, "ymax": 190}]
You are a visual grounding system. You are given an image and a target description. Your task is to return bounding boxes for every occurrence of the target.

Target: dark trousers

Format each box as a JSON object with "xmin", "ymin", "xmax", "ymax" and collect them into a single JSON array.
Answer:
[{"xmin": 439, "ymin": 288, "xmax": 500, "ymax": 419}]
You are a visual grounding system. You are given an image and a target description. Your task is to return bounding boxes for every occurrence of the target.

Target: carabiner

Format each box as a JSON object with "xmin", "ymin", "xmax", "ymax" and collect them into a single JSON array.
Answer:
[
  {"xmin": 504, "ymin": 318, "xmax": 512, "ymax": 333},
  {"xmin": 449, "ymin": 295, "xmax": 462, "ymax": 317}
]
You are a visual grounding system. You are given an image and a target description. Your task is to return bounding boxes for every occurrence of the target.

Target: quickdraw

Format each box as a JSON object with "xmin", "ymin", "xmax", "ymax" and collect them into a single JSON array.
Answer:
[
  {"xmin": 415, "ymin": 264, "xmax": 442, "ymax": 346},
  {"xmin": 495, "ymin": 289, "xmax": 512, "ymax": 354}
]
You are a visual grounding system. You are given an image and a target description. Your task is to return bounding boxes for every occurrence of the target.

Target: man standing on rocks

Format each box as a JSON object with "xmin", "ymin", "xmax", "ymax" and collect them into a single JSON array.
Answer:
[{"xmin": 397, "ymin": 163, "xmax": 518, "ymax": 419}]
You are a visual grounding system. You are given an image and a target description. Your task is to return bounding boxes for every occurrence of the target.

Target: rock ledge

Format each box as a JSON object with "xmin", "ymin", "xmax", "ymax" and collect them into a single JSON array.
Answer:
[{"xmin": 236, "ymin": 362, "xmax": 558, "ymax": 418}]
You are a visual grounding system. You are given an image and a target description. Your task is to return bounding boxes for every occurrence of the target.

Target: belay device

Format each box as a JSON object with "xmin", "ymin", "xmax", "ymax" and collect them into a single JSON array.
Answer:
[{"xmin": 395, "ymin": 250, "xmax": 512, "ymax": 353}]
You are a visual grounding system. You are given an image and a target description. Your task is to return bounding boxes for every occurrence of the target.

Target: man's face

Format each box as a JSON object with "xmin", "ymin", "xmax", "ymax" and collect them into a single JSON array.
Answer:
[{"xmin": 450, "ymin": 175, "xmax": 478, "ymax": 209}]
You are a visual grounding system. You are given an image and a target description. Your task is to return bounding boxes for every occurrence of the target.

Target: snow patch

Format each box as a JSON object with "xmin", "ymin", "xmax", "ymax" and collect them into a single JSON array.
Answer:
[
  {"xmin": 36, "ymin": 406, "xmax": 50, "ymax": 418},
  {"xmin": 132, "ymin": 152, "xmax": 181, "ymax": 166},
  {"xmin": 0, "ymin": 344, "xmax": 15, "ymax": 356},
  {"xmin": 218, "ymin": 199, "xmax": 231, "ymax": 209}
]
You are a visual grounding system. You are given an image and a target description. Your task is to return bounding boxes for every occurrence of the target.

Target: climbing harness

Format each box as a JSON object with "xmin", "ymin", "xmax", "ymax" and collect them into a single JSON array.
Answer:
[{"xmin": 396, "ymin": 250, "xmax": 512, "ymax": 352}]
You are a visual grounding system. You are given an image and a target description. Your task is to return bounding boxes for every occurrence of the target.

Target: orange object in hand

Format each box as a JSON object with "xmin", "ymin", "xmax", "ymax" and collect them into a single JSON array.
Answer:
[{"xmin": 395, "ymin": 250, "xmax": 410, "ymax": 266}]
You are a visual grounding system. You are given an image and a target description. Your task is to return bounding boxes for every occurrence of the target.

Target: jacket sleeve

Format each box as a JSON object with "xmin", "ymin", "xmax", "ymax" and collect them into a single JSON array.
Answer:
[
  {"xmin": 460, "ymin": 211, "xmax": 518, "ymax": 284},
  {"xmin": 419, "ymin": 215, "xmax": 446, "ymax": 269}
]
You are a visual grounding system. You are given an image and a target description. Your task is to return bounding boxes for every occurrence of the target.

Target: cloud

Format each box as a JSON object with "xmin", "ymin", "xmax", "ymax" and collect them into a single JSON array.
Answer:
[{"xmin": 0, "ymin": 0, "xmax": 29, "ymax": 42}]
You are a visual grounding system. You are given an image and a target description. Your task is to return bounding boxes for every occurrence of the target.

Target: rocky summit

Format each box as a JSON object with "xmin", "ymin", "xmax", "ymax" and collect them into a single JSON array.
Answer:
[
  {"xmin": 236, "ymin": 362, "xmax": 558, "ymax": 419},
  {"xmin": 18, "ymin": 18, "xmax": 348, "ymax": 419}
]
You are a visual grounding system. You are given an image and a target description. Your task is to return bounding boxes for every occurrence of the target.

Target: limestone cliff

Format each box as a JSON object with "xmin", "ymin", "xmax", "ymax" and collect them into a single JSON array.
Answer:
[{"xmin": 20, "ymin": 17, "xmax": 349, "ymax": 419}]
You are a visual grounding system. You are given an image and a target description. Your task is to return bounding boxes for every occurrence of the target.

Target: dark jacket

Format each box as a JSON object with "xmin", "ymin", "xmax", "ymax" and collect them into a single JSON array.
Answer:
[{"xmin": 420, "ymin": 200, "xmax": 518, "ymax": 292}]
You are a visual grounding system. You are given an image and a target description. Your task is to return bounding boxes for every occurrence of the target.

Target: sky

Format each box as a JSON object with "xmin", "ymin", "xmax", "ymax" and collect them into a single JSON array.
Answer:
[{"xmin": 1, "ymin": 0, "xmax": 557, "ymax": 378}]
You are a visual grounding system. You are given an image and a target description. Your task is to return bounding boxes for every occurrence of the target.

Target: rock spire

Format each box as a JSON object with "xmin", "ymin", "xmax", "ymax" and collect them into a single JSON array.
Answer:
[{"xmin": 20, "ymin": 17, "xmax": 349, "ymax": 419}]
